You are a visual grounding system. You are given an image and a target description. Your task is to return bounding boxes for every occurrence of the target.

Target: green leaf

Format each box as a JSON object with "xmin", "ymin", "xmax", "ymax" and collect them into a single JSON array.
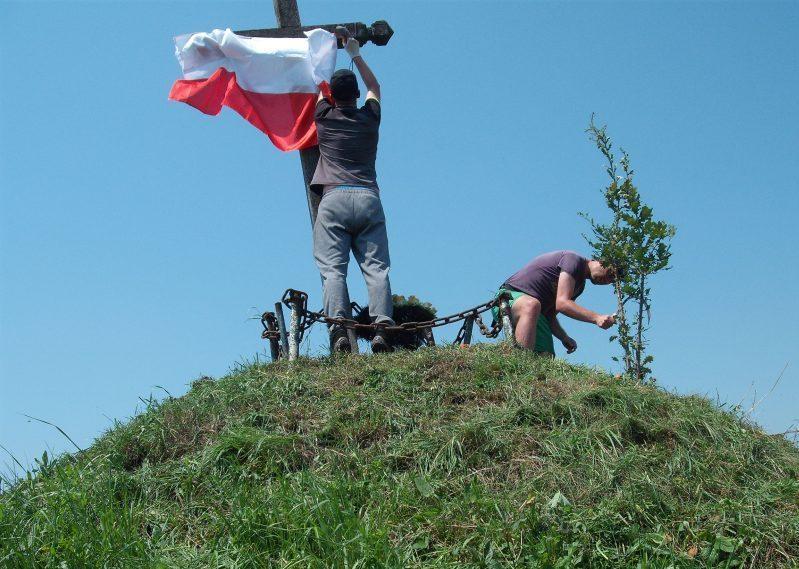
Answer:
[
  {"xmin": 412, "ymin": 535, "xmax": 430, "ymax": 550},
  {"xmin": 715, "ymin": 535, "xmax": 737, "ymax": 553},
  {"xmin": 413, "ymin": 475, "xmax": 434, "ymax": 498},
  {"xmin": 547, "ymin": 491, "xmax": 570, "ymax": 510}
]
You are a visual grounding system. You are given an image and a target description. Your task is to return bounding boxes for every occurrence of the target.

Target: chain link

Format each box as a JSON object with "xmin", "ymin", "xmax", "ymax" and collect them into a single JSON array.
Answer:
[
  {"xmin": 475, "ymin": 312, "xmax": 503, "ymax": 339},
  {"xmin": 261, "ymin": 312, "xmax": 281, "ymax": 340}
]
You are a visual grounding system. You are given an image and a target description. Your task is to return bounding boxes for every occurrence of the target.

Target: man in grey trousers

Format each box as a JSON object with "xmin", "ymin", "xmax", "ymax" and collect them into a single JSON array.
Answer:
[{"xmin": 310, "ymin": 38, "xmax": 393, "ymax": 354}]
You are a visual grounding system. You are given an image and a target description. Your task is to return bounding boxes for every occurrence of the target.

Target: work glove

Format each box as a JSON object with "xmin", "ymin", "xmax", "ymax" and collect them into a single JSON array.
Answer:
[{"xmin": 345, "ymin": 38, "xmax": 361, "ymax": 59}]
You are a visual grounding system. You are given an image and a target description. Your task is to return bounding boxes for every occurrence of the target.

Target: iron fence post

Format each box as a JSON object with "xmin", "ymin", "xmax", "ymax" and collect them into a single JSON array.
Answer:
[
  {"xmin": 499, "ymin": 296, "xmax": 514, "ymax": 344},
  {"xmin": 347, "ymin": 329, "xmax": 359, "ymax": 354},
  {"xmin": 462, "ymin": 316, "xmax": 474, "ymax": 346},
  {"xmin": 274, "ymin": 302, "xmax": 290, "ymax": 359},
  {"xmin": 288, "ymin": 299, "xmax": 300, "ymax": 361},
  {"xmin": 266, "ymin": 316, "xmax": 280, "ymax": 362}
]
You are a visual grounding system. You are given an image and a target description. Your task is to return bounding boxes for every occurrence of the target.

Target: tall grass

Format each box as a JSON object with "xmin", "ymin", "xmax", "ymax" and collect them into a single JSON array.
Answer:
[{"xmin": 2, "ymin": 345, "xmax": 797, "ymax": 567}]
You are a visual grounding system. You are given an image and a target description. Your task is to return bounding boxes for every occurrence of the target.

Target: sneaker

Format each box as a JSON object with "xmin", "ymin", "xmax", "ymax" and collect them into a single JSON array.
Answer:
[
  {"xmin": 371, "ymin": 329, "xmax": 393, "ymax": 354},
  {"xmin": 330, "ymin": 327, "xmax": 351, "ymax": 354}
]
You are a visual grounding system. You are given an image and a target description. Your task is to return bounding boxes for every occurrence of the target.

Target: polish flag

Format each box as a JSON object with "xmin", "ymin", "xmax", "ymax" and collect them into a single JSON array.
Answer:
[{"xmin": 169, "ymin": 28, "xmax": 337, "ymax": 151}]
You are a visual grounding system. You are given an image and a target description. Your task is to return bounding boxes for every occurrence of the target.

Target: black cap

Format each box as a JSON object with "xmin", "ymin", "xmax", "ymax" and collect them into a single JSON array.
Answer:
[{"xmin": 330, "ymin": 69, "xmax": 360, "ymax": 101}]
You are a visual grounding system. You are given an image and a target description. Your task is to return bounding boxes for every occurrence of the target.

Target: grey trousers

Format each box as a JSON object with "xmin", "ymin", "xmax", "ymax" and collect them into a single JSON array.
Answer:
[{"xmin": 313, "ymin": 187, "xmax": 394, "ymax": 326}]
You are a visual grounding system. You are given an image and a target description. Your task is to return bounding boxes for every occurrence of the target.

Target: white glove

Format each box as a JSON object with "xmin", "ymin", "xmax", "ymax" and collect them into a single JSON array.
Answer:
[{"xmin": 345, "ymin": 38, "xmax": 361, "ymax": 59}]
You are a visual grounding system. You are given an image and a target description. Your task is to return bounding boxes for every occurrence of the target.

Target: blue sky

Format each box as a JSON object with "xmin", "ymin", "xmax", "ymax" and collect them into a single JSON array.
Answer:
[{"xmin": 1, "ymin": 1, "xmax": 797, "ymax": 469}]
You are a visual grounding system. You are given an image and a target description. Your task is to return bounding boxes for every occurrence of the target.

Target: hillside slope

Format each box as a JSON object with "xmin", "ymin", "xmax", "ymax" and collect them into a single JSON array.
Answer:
[{"xmin": 2, "ymin": 345, "xmax": 798, "ymax": 567}]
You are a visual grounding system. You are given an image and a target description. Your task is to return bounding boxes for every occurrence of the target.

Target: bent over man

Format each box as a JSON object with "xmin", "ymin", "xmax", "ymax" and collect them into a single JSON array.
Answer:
[
  {"xmin": 310, "ymin": 38, "xmax": 394, "ymax": 354},
  {"xmin": 495, "ymin": 250, "xmax": 618, "ymax": 356}
]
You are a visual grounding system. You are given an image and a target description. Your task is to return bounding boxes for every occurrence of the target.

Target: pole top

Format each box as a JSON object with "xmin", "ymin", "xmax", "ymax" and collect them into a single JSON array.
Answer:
[{"xmin": 361, "ymin": 20, "xmax": 393, "ymax": 46}]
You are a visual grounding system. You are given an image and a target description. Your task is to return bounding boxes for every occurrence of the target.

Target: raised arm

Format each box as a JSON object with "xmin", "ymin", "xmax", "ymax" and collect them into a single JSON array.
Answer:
[
  {"xmin": 345, "ymin": 39, "xmax": 381, "ymax": 101},
  {"xmin": 555, "ymin": 272, "xmax": 615, "ymax": 329}
]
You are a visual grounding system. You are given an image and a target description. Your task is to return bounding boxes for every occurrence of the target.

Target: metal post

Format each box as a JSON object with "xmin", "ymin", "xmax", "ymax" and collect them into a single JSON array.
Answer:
[
  {"xmin": 499, "ymin": 297, "xmax": 515, "ymax": 344},
  {"xmin": 266, "ymin": 316, "xmax": 280, "ymax": 362},
  {"xmin": 423, "ymin": 327, "xmax": 436, "ymax": 347},
  {"xmin": 347, "ymin": 329, "xmax": 360, "ymax": 354},
  {"xmin": 274, "ymin": 302, "xmax": 290, "ymax": 359},
  {"xmin": 462, "ymin": 316, "xmax": 474, "ymax": 346},
  {"xmin": 288, "ymin": 299, "xmax": 300, "ymax": 361}
]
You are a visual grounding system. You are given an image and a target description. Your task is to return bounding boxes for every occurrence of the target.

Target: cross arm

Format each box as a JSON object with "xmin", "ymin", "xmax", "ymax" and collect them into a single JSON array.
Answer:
[{"xmin": 234, "ymin": 20, "xmax": 393, "ymax": 47}]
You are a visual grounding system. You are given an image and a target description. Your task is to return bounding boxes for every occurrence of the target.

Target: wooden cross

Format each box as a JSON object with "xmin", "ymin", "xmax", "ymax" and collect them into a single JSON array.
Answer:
[{"xmin": 234, "ymin": 0, "xmax": 394, "ymax": 228}]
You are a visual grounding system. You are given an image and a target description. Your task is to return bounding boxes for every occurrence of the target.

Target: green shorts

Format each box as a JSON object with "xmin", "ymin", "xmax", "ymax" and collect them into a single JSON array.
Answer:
[{"xmin": 493, "ymin": 288, "xmax": 555, "ymax": 355}]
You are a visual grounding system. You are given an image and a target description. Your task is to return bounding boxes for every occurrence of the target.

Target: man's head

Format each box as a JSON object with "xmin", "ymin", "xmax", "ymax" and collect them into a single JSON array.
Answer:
[
  {"xmin": 587, "ymin": 259, "xmax": 621, "ymax": 285},
  {"xmin": 330, "ymin": 69, "xmax": 360, "ymax": 105}
]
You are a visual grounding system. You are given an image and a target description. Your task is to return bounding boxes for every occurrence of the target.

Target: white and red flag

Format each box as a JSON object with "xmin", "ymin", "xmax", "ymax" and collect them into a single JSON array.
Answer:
[{"xmin": 169, "ymin": 28, "xmax": 337, "ymax": 151}]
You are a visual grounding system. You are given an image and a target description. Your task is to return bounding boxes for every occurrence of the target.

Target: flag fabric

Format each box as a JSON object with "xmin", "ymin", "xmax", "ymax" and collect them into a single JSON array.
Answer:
[{"xmin": 169, "ymin": 28, "xmax": 337, "ymax": 151}]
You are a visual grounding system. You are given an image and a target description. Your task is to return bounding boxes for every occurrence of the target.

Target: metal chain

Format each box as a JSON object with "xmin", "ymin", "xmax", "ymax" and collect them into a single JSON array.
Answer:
[
  {"xmin": 279, "ymin": 289, "xmax": 507, "ymax": 338},
  {"xmin": 474, "ymin": 312, "xmax": 503, "ymax": 339},
  {"xmin": 263, "ymin": 290, "xmax": 507, "ymax": 346}
]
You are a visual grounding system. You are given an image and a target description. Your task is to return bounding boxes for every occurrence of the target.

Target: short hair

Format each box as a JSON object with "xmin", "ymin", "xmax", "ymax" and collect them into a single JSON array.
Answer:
[
  {"xmin": 595, "ymin": 259, "xmax": 626, "ymax": 281},
  {"xmin": 330, "ymin": 69, "xmax": 360, "ymax": 102}
]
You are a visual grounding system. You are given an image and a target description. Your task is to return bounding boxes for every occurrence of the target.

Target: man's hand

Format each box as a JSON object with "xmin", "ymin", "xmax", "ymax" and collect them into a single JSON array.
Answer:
[
  {"xmin": 345, "ymin": 38, "xmax": 361, "ymax": 59},
  {"xmin": 561, "ymin": 336, "xmax": 578, "ymax": 354},
  {"xmin": 594, "ymin": 314, "xmax": 616, "ymax": 329}
]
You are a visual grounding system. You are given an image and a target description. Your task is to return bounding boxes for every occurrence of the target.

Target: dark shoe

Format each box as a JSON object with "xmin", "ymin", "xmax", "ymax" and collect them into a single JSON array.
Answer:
[
  {"xmin": 371, "ymin": 330, "xmax": 393, "ymax": 354},
  {"xmin": 330, "ymin": 327, "xmax": 351, "ymax": 353}
]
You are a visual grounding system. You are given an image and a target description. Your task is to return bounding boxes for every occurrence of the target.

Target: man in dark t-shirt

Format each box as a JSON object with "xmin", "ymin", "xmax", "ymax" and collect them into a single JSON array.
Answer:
[
  {"xmin": 495, "ymin": 250, "xmax": 618, "ymax": 356},
  {"xmin": 311, "ymin": 87, "xmax": 380, "ymax": 192},
  {"xmin": 311, "ymin": 38, "xmax": 394, "ymax": 354}
]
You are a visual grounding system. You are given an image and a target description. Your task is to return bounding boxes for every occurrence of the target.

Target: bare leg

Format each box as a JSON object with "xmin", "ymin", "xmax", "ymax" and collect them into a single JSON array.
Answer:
[{"xmin": 511, "ymin": 294, "xmax": 542, "ymax": 350}]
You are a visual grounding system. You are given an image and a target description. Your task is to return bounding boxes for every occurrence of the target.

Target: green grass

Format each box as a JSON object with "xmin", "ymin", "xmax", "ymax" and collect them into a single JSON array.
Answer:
[{"xmin": 2, "ymin": 345, "xmax": 798, "ymax": 567}]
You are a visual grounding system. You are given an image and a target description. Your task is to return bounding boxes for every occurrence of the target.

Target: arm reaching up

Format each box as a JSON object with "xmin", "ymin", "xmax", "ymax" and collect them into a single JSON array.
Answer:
[{"xmin": 345, "ymin": 38, "xmax": 381, "ymax": 101}]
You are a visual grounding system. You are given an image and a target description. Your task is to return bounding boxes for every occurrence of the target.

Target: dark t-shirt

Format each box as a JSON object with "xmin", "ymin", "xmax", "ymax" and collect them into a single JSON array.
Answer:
[
  {"xmin": 310, "ymin": 98, "xmax": 380, "ymax": 192},
  {"xmin": 503, "ymin": 250, "xmax": 588, "ymax": 317}
]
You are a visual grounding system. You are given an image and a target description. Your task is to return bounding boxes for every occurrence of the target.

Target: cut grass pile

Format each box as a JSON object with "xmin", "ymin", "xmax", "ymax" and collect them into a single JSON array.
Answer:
[{"xmin": 1, "ymin": 345, "xmax": 798, "ymax": 567}]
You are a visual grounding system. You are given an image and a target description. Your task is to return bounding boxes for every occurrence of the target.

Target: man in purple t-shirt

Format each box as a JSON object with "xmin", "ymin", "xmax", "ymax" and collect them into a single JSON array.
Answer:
[{"xmin": 497, "ymin": 250, "xmax": 618, "ymax": 356}]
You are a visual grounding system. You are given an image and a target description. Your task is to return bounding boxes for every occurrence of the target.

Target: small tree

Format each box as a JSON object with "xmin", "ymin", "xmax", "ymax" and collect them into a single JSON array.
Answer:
[{"xmin": 581, "ymin": 116, "xmax": 676, "ymax": 382}]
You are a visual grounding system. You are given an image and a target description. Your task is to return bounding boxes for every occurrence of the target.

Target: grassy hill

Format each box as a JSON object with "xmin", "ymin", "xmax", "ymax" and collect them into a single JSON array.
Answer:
[{"xmin": 1, "ymin": 345, "xmax": 798, "ymax": 567}]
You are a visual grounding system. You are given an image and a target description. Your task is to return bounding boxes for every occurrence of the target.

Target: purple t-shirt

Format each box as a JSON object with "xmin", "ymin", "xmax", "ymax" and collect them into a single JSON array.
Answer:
[{"xmin": 503, "ymin": 250, "xmax": 588, "ymax": 317}]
